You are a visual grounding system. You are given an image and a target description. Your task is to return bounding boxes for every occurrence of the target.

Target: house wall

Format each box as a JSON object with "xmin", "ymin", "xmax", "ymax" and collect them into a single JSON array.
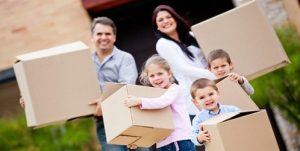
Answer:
[{"xmin": 0, "ymin": 0, "xmax": 92, "ymax": 71}]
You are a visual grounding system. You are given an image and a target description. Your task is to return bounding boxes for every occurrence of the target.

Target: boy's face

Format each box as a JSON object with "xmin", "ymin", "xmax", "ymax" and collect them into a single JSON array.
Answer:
[
  {"xmin": 192, "ymin": 86, "xmax": 220, "ymax": 112},
  {"xmin": 209, "ymin": 58, "xmax": 233, "ymax": 78}
]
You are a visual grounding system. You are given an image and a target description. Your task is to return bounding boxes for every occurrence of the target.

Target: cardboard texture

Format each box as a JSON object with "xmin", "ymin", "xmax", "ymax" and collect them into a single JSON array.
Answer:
[
  {"xmin": 191, "ymin": 0, "xmax": 290, "ymax": 80},
  {"xmin": 101, "ymin": 83, "xmax": 174, "ymax": 147},
  {"xmin": 216, "ymin": 77, "xmax": 259, "ymax": 110},
  {"xmin": 202, "ymin": 110, "xmax": 279, "ymax": 151},
  {"xmin": 13, "ymin": 41, "xmax": 100, "ymax": 128}
]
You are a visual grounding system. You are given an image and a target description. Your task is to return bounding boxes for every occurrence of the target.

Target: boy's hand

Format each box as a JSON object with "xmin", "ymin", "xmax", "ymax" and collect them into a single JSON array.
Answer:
[
  {"xmin": 197, "ymin": 126, "xmax": 211, "ymax": 143},
  {"xmin": 228, "ymin": 72, "xmax": 244, "ymax": 84},
  {"xmin": 127, "ymin": 144, "xmax": 137, "ymax": 149},
  {"xmin": 124, "ymin": 95, "xmax": 141, "ymax": 107},
  {"xmin": 88, "ymin": 96, "xmax": 103, "ymax": 117},
  {"xmin": 19, "ymin": 97, "xmax": 25, "ymax": 108}
]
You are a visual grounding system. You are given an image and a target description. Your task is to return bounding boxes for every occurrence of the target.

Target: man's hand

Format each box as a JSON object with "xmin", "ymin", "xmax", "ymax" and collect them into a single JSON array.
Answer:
[
  {"xmin": 127, "ymin": 144, "xmax": 137, "ymax": 149},
  {"xmin": 89, "ymin": 96, "xmax": 103, "ymax": 117},
  {"xmin": 19, "ymin": 97, "xmax": 25, "ymax": 108}
]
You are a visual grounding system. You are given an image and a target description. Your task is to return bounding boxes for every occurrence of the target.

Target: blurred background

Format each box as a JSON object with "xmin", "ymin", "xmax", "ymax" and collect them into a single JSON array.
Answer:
[{"xmin": 0, "ymin": 0, "xmax": 299, "ymax": 150}]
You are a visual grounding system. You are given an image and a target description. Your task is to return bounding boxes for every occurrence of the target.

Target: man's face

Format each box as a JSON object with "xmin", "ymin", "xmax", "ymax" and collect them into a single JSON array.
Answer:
[{"xmin": 91, "ymin": 23, "xmax": 116, "ymax": 52}]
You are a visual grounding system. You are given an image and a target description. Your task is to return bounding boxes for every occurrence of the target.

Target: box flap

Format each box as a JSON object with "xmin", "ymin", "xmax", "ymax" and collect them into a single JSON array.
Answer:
[
  {"xmin": 202, "ymin": 110, "xmax": 257, "ymax": 125},
  {"xmin": 102, "ymin": 82, "xmax": 125, "ymax": 101},
  {"xmin": 16, "ymin": 41, "xmax": 88, "ymax": 61},
  {"xmin": 201, "ymin": 111, "xmax": 240, "ymax": 125},
  {"xmin": 122, "ymin": 126, "xmax": 173, "ymax": 148},
  {"xmin": 126, "ymin": 84, "xmax": 166, "ymax": 97},
  {"xmin": 109, "ymin": 135, "xmax": 140, "ymax": 146},
  {"xmin": 216, "ymin": 77, "xmax": 259, "ymax": 110}
]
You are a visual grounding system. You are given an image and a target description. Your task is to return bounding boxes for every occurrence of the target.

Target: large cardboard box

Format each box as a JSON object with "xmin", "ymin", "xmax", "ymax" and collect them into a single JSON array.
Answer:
[
  {"xmin": 101, "ymin": 83, "xmax": 174, "ymax": 148},
  {"xmin": 216, "ymin": 77, "xmax": 259, "ymax": 110},
  {"xmin": 191, "ymin": 0, "xmax": 290, "ymax": 80},
  {"xmin": 13, "ymin": 41, "xmax": 100, "ymax": 128},
  {"xmin": 202, "ymin": 110, "xmax": 279, "ymax": 151}
]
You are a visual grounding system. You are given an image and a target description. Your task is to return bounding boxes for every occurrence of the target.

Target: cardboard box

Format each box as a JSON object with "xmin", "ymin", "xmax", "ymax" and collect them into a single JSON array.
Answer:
[
  {"xmin": 13, "ymin": 41, "xmax": 100, "ymax": 128},
  {"xmin": 101, "ymin": 83, "xmax": 174, "ymax": 147},
  {"xmin": 216, "ymin": 77, "xmax": 259, "ymax": 110},
  {"xmin": 202, "ymin": 110, "xmax": 279, "ymax": 151},
  {"xmin": 191, "ymin": 0, "xmax": 290, "ymax": 80}
]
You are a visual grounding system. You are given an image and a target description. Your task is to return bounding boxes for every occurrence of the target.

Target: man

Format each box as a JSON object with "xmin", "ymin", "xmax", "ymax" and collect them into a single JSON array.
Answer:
[{"xmin": 88, "ymin": 17, "xmax": 151, "ymax": 151}]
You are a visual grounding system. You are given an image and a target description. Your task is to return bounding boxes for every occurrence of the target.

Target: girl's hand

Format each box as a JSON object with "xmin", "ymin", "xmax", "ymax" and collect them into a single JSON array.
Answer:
[
  {"xmin": 228, "ymin": 72, "xmax": 243, "ymax": 84},
  {"xmin": 127, "ymin": 144, "xmax": 138, "ymax": 149},
  {"xmin": 124, "ymin": 95, "xmax": 141, "ymax": 107},
  {"xmin": 88, "ymin": 96, "xmax": 103, "ymax": 117},
  {"xmin": 197, "ymin": 126, "xmax": 211, "ymax": 143}
]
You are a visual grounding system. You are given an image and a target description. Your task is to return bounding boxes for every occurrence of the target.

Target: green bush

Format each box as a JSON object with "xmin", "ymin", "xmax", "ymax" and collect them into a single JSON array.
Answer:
[
  {"xmin": 251, "ymin": 25, "xmax": 300, "ymax": 128},
  {"xmin": 0, "ymin": 115, "xmax": 97, "ymax": 151}
]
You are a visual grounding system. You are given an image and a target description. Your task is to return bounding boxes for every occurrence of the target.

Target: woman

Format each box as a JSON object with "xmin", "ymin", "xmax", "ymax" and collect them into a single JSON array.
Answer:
[{"xmin": 152, "ymin": 4, "xmax": 216, "ymax": 120}]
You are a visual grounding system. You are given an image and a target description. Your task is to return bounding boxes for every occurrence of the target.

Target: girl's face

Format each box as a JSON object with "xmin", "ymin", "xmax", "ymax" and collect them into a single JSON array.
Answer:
[
  {"xmin": 156, "ymin": 10, "xmax": 177, "ymax": 36},
  {"xmin": 192, "ymin": 86, "xmax": 220, "ymax": 113},
  {"xmin": 147, "ymin": 64, "xmax": 172, "ymax": 89}
]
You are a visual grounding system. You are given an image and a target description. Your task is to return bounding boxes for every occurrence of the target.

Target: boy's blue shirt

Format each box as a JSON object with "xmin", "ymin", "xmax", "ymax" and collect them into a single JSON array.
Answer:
[{"xmin": 191, "ymin": 104, "xmax": 240, "ymax": 146}]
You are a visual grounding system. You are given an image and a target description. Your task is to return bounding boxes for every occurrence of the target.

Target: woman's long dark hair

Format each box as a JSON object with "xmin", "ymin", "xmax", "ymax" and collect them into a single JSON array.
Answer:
[{"xmin": 152, "ymin": 4, "xmax": 199, "ymax": 60}]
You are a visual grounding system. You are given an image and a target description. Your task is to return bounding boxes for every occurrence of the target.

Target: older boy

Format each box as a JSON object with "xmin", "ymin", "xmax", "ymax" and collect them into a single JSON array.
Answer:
[{"xmin": 207, "ymin": 49, "xmax": 254, "ymax": 95}]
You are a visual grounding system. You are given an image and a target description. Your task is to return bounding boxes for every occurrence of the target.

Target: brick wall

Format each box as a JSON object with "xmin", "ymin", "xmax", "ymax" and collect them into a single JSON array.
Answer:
[{"xmin": 0, "ymin": 0, "xmax": 92, "ymax": 71}]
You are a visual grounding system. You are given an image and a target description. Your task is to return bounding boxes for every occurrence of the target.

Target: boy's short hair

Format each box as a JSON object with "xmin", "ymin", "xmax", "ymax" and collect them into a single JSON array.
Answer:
[
  {"xmin": 190, "ymin": 78, "xmax": 218, "ymax": 99},
  {"xmin": 207, "ymin": 49, "xmax": 232, "ymax": 68}
]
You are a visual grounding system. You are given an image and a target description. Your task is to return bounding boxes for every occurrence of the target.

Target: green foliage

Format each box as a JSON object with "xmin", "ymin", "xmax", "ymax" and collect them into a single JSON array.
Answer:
[
  {"xmin": 251, "ymin": 25, "xmax": 300, "ymax": 128},
  {"xmin": 0, "ymin": 115, "xmax": 96, "ymax": 151}
]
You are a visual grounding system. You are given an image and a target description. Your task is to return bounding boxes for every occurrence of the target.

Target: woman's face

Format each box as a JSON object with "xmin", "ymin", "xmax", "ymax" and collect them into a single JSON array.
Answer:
[{"xmin": 156, "ymin": 10, "xmax": 177, "ymax": 36}]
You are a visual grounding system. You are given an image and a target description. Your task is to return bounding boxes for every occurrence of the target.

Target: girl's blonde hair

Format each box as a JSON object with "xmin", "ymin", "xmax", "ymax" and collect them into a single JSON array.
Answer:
[{"xmin": 139, "ymin": 54, "xmax": 175, "ymax": 86}]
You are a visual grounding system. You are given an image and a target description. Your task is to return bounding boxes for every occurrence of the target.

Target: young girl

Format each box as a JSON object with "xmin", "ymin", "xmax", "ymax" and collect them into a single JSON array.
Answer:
[{"xmin": 124, "ymin": 55, "xmax": 195, "ymax": 151}]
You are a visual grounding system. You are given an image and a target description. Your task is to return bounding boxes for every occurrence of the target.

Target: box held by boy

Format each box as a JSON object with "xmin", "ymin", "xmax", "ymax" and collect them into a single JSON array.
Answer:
[
  {"xmin": 191, "ymin": 0, "xmax": 290, "ymax": 80},
  {"xmin": 202, "ymin": 110, "xmax": 279, "ymax": 151}
]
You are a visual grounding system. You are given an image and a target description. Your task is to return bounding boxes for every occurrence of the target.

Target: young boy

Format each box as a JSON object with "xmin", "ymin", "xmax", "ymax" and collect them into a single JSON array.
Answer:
[
  {"xmin": 207, "ymin": 49, "xmax": 254, "ymax": 95},
  {"xmin": 190, "ymin": 78, "xmax": 240, "ymax": 146}
]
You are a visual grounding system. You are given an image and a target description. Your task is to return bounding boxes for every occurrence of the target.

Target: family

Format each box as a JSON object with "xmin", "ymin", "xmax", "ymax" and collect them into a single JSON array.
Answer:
[{"xmin": 20, "ymin": 4, "xmax": 254, "ymax": 151}]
